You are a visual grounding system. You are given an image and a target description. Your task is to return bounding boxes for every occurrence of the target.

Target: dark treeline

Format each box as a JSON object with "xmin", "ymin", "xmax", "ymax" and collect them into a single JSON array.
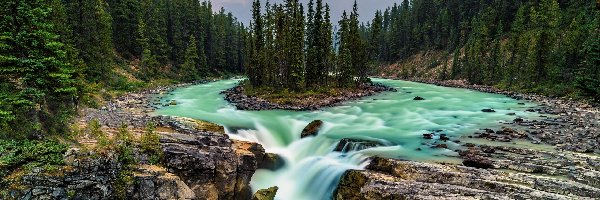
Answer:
[
  {"xmin": 0, "ymin": 0, "xmax": 248, "ymax": 138},
  {"xmin": 363, "ymin": 0, "xmax": 599, "ymax": 99},
  {"xmin": 248, "ymin": 0, "xmax": 369, "ymax": 91}
]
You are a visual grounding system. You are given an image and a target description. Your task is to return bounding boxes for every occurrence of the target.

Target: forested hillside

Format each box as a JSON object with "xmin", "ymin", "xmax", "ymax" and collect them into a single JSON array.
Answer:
[
  {"xmin": 0, "ymin": 0, "xmax": 248, "ymax": 139},
  {"xmin": 363, "ymin": 0, "xmax": 599, "ymax": 99}
]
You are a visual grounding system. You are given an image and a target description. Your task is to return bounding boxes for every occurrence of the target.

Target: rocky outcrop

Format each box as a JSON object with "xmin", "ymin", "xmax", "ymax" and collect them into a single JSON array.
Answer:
[
  {"xmin": 158, "ymin": 117, "xmax": 265, "ymax": 200},
  {"xmin": 335, "ymin": 157, "xmax": 600, "ymax": 199},
  {"xmin": 12, "ymin": 117, "xmax": 264, "ymax": 200},
  {"xmin": 301, "ymin": 120, "xmax": 323, "ymax": 138},
  {"xmin": 251, "ymin": 186, "xmax": 278, "ymax": 200}
]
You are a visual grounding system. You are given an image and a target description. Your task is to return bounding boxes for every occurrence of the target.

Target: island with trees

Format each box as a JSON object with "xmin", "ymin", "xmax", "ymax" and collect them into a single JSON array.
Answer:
[{"xmin": 223, "ymin": 0, "xmax": 395, "ymax": 111}]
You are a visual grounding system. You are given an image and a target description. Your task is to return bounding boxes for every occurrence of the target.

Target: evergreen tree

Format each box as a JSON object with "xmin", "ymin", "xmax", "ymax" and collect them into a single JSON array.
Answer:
[
  {"xmin": 0, "ymin": 0, "xmax": 80, "ymax": 138},
  {"xmin": 180, "ymin": 36, "xmax": 199, "ymax": 82},
  {"xmin": 64, "ymin": 0, "xmax": 113, "ymax": 82}
]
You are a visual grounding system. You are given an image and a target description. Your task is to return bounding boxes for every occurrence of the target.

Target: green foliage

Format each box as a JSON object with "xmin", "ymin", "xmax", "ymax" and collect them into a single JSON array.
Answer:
[
  {"xmin": 0, "ymin": 140, "xmax": 68, "ymax": 189},
  {"xmin": 0, "ymin": 0, "xmax": 81, "ymax": 139},
  {"xmin": 365, "ymin": 0, "xmax": 599, "ymax": 100},
  {"xmin": 248, "ymin": 0, "xmax": 368, "ymax": 91},
  {"xmin": 576, "ymin": 77, "xmax": 600, "ymax": 102},
  {"xmin": 140, "ymin": 122, "xmax": 162, "ymax": 164}
]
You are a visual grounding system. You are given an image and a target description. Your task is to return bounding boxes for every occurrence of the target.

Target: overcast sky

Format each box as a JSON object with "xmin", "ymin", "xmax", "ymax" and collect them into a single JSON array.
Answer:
[{"xmin": 211, "ymin": 0, "xmax": 398, "ymax": 25}]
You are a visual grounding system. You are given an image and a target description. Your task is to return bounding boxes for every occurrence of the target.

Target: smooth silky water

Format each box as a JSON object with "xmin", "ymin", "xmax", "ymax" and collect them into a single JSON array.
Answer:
[{"xmin": 155, "ymin": 78, "xmax": 540, "ymax": 200}]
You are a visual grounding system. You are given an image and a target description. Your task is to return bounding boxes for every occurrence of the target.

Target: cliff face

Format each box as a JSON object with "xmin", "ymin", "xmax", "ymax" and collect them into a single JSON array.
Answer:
[
  {"xmin": 12, "ymin": 117, "xmax": 265, "ymax": 200},
  {"xmin": 335, "ymin": 157, "xmax": 600, "ymax": 200}
]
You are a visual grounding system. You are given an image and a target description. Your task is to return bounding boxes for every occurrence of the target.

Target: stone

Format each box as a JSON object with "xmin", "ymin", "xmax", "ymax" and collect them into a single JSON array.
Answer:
[
  {"xmin": 463, "ymin": 157, "xmax": 494, "ymax": 169},
  {"xmin": 482, "ymin": 108, "xmax": 496, "ymax": 112},
  {"xmin": 413, "ymin": 96, "xmax": 425, "ymax": 100},
  {"xmin": 301, "ymin": 120, "xmax": 323, "ymax": 138},
  {"xmin": 334, "ymin": 138, "xmax": 384, "ymax": 152},
  {"xmin": 259, "ymin": 153, "xmax": 285, "ymax": 170},
  {"xmin": 422, "ymin": 133, "xmax": 433, "ymax": 139},
  {"xmin": 252, "ymin": 186, "xmax": 278, "ymax": 200}
]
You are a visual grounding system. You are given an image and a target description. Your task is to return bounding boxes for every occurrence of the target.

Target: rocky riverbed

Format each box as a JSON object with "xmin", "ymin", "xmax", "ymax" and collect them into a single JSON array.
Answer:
[
  {"xmin": 222, "ymin": 83, "xmax": 396, "ymax": 111},
  {"xmin": 335, "ymin": 77, "xmax": 600, "ymax": 199}
]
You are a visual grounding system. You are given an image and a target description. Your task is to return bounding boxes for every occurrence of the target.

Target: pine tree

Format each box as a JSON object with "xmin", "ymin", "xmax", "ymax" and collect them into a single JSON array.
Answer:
[
  {"xmin": 250, "ymin": 0, "xmax": 265, "ymax": 86},
  {"xmin": 0, "ymin": 0, "xmax": 80, "ymax": 138},
  {"xmin": 137, "ymin": 19, "xmax": 160, "ymax": 80},
  {"xmin": 64, "ymin": 0, "xmax": 113, "ymax": 82},
  {"xmin": 180, "ymin": 36, "xmax": 199, "ymax": 82}
]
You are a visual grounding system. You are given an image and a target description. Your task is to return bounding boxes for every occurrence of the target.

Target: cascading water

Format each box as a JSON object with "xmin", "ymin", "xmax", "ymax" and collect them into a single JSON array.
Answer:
[{"xmin": 155, "ymin": 78, "xmax": 539, "ymax": 200}]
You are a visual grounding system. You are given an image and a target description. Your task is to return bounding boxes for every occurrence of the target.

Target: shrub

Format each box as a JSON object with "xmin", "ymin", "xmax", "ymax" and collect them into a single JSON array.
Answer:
[{"xmin": 140, "ymin": 122, "xmax": 162, "ymax": 164}]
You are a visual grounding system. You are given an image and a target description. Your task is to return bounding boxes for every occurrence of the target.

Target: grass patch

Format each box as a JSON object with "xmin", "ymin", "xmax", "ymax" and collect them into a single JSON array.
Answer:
[{"xmin": 241, "ymin": 80, "xmax": 367, "ymax": 106}]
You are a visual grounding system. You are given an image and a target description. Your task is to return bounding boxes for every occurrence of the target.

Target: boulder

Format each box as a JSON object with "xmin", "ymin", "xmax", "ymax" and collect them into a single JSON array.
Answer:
[
  {"xmin": 334, "ymin": 138, "xmax": 384, "ymax": 152},
  {"xmin": 301, "ymin": 120, "xmax": 323, "ymax": 138},
  {"xmin": 463, "ymin": 157, "xmax": 494, "ymax": 169},
  {"xmin": 252, "ymin": 186, "xmax": 278, "ymax": 200},
  {"xmin": 422, "ymin": 133, "xmax": 433, "ymax": 139},
  {"xmin": 413, "ymin": 96, "xmax": 425, "ymax": 100},
  {"xmin": 259, "ymin": 153, "xmax": 285, "ymax": 170},
  {"xmin": 481, "ymin": 108, "xmax": 496, "ymax": 112}
]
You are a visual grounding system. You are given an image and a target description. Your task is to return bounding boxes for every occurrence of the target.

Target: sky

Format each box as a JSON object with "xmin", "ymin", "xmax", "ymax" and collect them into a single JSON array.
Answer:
[{"xmin": 211, "ymin": 0, "xmax": 398, "ymax": 25}]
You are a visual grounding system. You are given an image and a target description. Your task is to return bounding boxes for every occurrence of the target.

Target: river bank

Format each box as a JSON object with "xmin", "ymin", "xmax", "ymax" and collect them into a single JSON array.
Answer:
[
  {"xmin": 222, "ymin": 82, "xmax": 396, "ymax": 111},
  {"xmin": 334, "ymin": 77, "xmax": 600, "ymax": 199},
  {"xmin": 7, "ymin": 78, "xmax": 274, "ymax": 200}
]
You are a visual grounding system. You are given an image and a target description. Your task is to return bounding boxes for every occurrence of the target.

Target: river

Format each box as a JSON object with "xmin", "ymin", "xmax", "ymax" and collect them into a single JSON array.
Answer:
[{"xmin": 155, "ymin": 78, "xmax": 539, "ymax": 200}]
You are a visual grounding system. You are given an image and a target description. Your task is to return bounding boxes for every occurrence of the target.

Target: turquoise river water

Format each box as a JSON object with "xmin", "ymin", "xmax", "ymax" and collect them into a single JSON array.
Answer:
[{"xmin": 155, "ymin": 78, "xmax": 539, "ymax": 200}]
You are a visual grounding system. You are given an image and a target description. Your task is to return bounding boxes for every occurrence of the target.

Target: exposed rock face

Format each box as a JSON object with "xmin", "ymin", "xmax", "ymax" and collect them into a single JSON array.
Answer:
[
  {"xmin": 16, "ymin": 149, "xmax": 121, "ymax": 200},
  {"xmin": 158, "ymin": 117, "xmax": 265, "ymax": 200},
  {"xmin": 130, "ymin": 165, "xmax": 195, "ymax": 200},
  {"xmin": 13, "ymin": 117, "xmax": 264, "ymax": 200},
  {"xmin": 335, "ymin": 157, "xmax": 600, "ymax": 199},
  {"xmin": 251, "ymin": 186, "xmax": 278, "ymax": 200},
  {"xmin": 301, "ymin": 120, "xmax": 323, "ymax": 138}
]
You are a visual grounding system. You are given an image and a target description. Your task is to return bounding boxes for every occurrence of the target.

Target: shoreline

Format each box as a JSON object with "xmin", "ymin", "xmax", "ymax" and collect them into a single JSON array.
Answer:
[
  {"xmin": 333, "ymin": 76, "xmax": 600, "ymax": 199},
  {"xmin": 221, "ymin": 82, "xmax": 397, "ymax": 111}
]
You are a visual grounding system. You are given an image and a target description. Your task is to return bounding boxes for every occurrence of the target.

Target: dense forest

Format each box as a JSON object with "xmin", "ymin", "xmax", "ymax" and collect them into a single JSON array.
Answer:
[
  {"xmin": 0, "ymin": 0, "xmax": 248, "ymax": 139},
  {"xmin": 247, "ymin": 0, "xmax": 370, "ymax": 91},
  {"xmin": 362, "ymin": 0, "xmax": 599, "ymax": 99}
]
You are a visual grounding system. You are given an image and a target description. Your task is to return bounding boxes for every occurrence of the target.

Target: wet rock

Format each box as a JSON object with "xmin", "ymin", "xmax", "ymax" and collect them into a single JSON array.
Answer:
[
  {"xmin": 432, "ymin": 144, "xmax": 448, "ymax": 149},
  {"xmin": 252, "ymin": 186, "xmax": 278, "ymax": 200},
  {"xmin": 513, "ymin": 117, "xmax": 524, "ymax": 122},
  {"xmin": 259, "ymin": 153, "xmax": 285, "ymax": 170},
  {"xmin": 481, "ymin": 108, "xmax": 496, "ymax": 112},
  {"xmin": 422, "ymin": 133, "xmax": 433, "ymax": 139},
  {"xmin": 301, "ymin": 120, "xmax": 323, "ymax": 138},
  {"xmin": 413, "ymin": 96, "xmax": 426, "ymax": 100},
  {"xmin": 439, "ymin": 134, "xmax": 449, "ymax": 141},
  {"xmin": 334, "ymin": 138, "xmax": 384, "ymax": 152},
  {"xmin": 462, "ymin": 157, "xmax": 494, "ymax": 169}
]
